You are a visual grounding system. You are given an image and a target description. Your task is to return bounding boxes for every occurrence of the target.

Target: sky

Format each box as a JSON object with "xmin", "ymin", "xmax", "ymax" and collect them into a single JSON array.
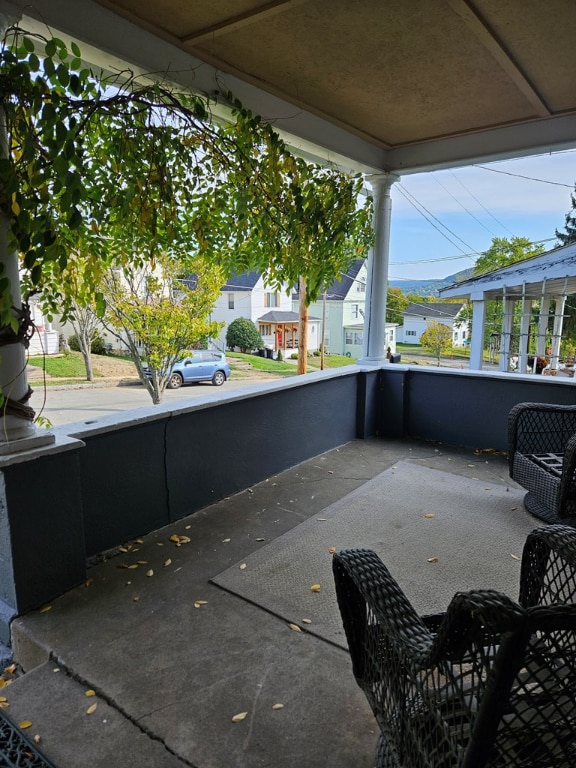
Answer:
[{"xmin": 387, "ymin": 148, "xmax": 576, "ymax": 282}]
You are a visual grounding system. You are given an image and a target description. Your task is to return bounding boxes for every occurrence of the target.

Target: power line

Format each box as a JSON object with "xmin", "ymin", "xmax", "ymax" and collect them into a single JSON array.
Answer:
[
  {"xmin": 396, "ymin": 183, "xmax": 479, "ymax": 257},
  {"xmin": 432, "ymin": 173, "xmax": 498, "ymax": 238},
  {"xmin": 447, "ymin": 169, "xmax": 516, "ymax": 237},
  {"xmin": 473, "ymin": 165, "xmax": 574, "ymax": 187}
]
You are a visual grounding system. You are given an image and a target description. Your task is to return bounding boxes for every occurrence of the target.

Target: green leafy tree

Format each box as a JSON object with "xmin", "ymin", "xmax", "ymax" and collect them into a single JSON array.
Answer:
[
  {"xmin": 0, "ymin": 26, "xmax": 373, "ymax": 429},
  {"xmin": 420, "ymin": 320, "xmax": 453, "ymax": 366},
  {"xmin": 555, "ymin": 183, "xmax": 576, "ymax": 246},
  {"xmin": 101, "ymin": 256, "xmax": 224, "ymax": 404},
  {"xmin": 226, "ymin": 317, "xmax": 262, "ymax": 353},
  {"xmin": 473, "ymin": 236, "xmax": 545, "ymax": 276}
]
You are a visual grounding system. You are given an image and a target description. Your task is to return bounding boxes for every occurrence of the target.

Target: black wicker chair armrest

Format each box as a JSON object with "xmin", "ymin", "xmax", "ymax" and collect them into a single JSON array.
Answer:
[
  {"xmin": 520, "ymin": 524, "xmax": 576, "ymax": 606},
  {"xmin": 508, "ymin": 402, "xmax": 576, "ymax": 466},
  {"xmin": 333, "ymin": 549, "xmax": 433, "ymax": 678}
]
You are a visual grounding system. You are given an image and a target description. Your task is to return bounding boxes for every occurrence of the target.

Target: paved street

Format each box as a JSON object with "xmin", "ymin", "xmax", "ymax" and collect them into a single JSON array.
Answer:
[{"xmin": 29, "ymin": 379, "xmax": 275, "ymax": 427}]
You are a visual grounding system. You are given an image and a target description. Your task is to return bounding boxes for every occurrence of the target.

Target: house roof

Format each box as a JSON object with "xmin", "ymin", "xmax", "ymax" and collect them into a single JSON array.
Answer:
[
  {"xmin": 440, "ymin": 242, "xmax": 576, "ymax": 301},
  {"xmin": 292, "ymin": 259, "xmax": 366, "ymax": 301},
  {"xmin": 403, "ymin": 303, "xmax": 464, "ymax": 320},
  {"xmin": 220, "ymin": 271, "xmax": 262, "ymax": 291},
  {"xmin": 23, "ymin": 1, "xmax": 576, "ymax": 175},
  {"xmin": 326, "ymin": 260, "xmax": 366, "ymax": 301},
  {"xmin": 258, "ymin": 311, "xmax": 320, "ymax": 323}
]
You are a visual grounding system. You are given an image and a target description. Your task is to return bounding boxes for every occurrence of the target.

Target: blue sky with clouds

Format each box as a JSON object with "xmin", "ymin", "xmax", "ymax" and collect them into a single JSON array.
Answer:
[{"xmin": 387, "ymin": 149, "xmax": 576, "ymax": 282}]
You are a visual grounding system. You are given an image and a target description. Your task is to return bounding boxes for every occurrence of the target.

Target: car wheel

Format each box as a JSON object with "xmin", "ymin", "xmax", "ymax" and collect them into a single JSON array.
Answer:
[
  {"xmin": 167, "ymin": 372, "xmax": 183, "ymax": 389},
  {"xmin": 212, "ymin": 370, "xmax": 226, "ymax": 386}
]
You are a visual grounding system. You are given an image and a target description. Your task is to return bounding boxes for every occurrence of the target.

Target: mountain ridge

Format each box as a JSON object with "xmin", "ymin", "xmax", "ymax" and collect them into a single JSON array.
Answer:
[{"xmin": 390, "ymin": 268, "xmax": 473, "ymax": 296}]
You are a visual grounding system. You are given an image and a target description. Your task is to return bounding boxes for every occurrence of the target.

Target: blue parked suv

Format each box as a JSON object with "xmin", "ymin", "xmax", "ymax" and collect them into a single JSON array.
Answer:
[{"xmin": 150, "ymin": 351, "xmax": 231, "ymax": 389}]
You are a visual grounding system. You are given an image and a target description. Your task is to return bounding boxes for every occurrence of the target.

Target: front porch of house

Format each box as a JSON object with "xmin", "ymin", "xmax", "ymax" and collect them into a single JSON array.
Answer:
[
  {"xmin": 1, "ymin": 365, "xmax": 575, "ymax": 765},
  {"xmin": 4, "ymin": 433, "xmax": 532, "ymax": 768}
]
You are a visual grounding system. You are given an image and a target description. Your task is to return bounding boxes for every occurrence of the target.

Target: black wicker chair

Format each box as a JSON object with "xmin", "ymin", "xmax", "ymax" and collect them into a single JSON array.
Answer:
[
  {"xmin": 333, "ymin": 525, "xmax": 576, "ymax": 768},
  {"xmin": 508, "ymin": 402, "xmax": 576, "ymax": 524}
]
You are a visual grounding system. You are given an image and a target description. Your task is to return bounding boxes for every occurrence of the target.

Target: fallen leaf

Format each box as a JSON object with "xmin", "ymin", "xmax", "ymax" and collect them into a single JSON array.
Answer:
[
  {"xmin": 510, "ymin": 507, "xmax": 518, "ymax": 511},
  {"xmin": 169, "ymin": 534, "xmax": 180, "ymax": 543},
  {"xmin": 310, "ymin": 584, "xmax": 321, "ymax": 592},
  {"xmin": 0, "ymin": 681, "xmax": 6, "ymax": 690},
  {"xmin": 85, "ymin": 690, "xmax": 96, "ymax": 697},
  {"xmin": 135, "ymin": 538, "xmax": 144, "ymax": 544},
  {"xmin": 127, "ymin": 564, "xmax": 139, "ymax": 570},
  {"xmin": 239, "ymin": 563, "xmax": 247, "ymax": 570},
  {"xmin": 256, "ymin": 538, "xmax": 265, "ymax": 542},
  {"xmin": 146, "ymin": 569, "xmax": 154, "ymax": 577},
  {"xmin": 119, "ymin": 546, "xmax": 129, "ymax": 553},
  {"xmin": 468, "ymin": 464, "xmax": 475, "ymax": 468},
  {"xmin": 33, "ymin": 735, "xmax": 41, "ymax": 744},
  {"xmin": 185, "ymin": 525, "xmax": 191, "ymax": 530},
  {"xmin": 178, "ymin": 536, "xmax": 191, "ymax": 544},
  {"xmin": 84, "ymin": 579, "xmax": 94, "ymax": 588},
  {"xmin": 272, "ymin": 703, "xmax": 284, "ymax": 710},
  {"xmin": 288, "ymin": 623, "xmax": 302, "ymax": 632},
  {"xmin": 19, "ymin": 721, "xmax": 32, "ymax": 729},
  {"xmin": 137, "ymin": 560, "xmax": 148, "ymax": 565},
  {"xmin": 427, "ymin": 557, "xmax": 438, "ymax": 563},
  {"xmin": 424, "ymin": 513, "xmax": 435, "ymax": 519},
  {"xmin": 0, "ymin": 702, "xmax": 9, "ymax": 710},
  {"xmin": 39, "ymin": 605, "xmax": 52, "ymax": 613},
  {"xmin": 247, "ymin": 488, "xmax": 254, "ymax": 494},
  {"xmin": 222, "ymin": 538, "xmax": 231, "ymax": 543},
  {"xmin": 328, "ymin": 470, "xmax": 334, "ymax": 474},
  {"xmin": 163, "ymin": 559, "xmax": 172, "ymax": 567},
  {"xmin": 133, "ymin": 596, "xmax": 140, "ymax": 602},
  {"xmin": 328, "ymin": 546, "xmax": 336, "ymax": 554},
  {"xmin": 301, "ymin": 618, "xmax": 312, "ymax": 624},
  {"xmin": 0, "ymin": 696, "xmax": 7, "ymax": 703},
  {"xmin": 4, "ymin": 665, "xmax": 16, "ymax": 675},
  {"xmin": 510, "ymin": 553, "xmax": 520, "ymax": 561},
  {"xmin": 232, "ymin": 711, "xmax": 248, "ymax": 722},
  {"xmin": 156, "ymin": 542, "xmax": 164, "ymax": 546},
  {"xmin": 86, "ymin": 703, "xmax": 97, "ymax": 715},
  {"xmin": 194, "ymin": 600, "xmax": 208, "ymax": 608},
  {"xmin": 317, "ymin": 518, "xmax": 327, "ymax": 522}
]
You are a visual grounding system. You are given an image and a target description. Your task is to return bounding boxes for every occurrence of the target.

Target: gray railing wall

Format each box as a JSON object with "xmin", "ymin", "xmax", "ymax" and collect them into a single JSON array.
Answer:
[{"xmin": 1, "ymin": 364, "xmax": 575, "ymax": 644}]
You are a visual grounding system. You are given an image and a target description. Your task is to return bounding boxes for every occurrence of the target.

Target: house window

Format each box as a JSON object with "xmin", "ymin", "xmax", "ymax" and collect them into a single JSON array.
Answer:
[
  {"xmin": 406, "ymin": 330, "xmax": 417, "ymax": 337},
  {"xmin": 323, "ymin": 330, "xmax": 330, "ymax": 347},
  {"xmin": 345, "ymin": 331, "xmax": 363, "ymax": 345},
  {"xmin": 357, "ymin": 281, "xmax": 366, "ymax": 293},
  {"xmin": 264, "ymin": 292, "xmax": 280, "ymax": 308},
  {"xmin": 228, "ymin": 293, "xmax": 234, "ymax": 309},
  {"xmin": 260, "ymin": 324, "xmax": 271, "ymax": 336},
  {"xmin": 351, "ymin": 303, "xmax": 359, "ymax": 319}
]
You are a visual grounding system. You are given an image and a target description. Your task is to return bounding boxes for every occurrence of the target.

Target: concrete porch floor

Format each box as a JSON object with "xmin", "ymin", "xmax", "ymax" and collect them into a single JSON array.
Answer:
[{"xmin": 4, "ymin": 438, "xmax": 526, "ymax": 768}]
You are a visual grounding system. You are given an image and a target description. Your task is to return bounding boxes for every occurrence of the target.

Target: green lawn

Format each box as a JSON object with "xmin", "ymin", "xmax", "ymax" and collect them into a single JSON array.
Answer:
[
  {"xmin": 27, "ymin": 351, "xmax": 98, "ymax": 378},
  {"xmin": 227, "ymin": 351, "xmax": 356, "ymax": 374},
  {"xmin": 227, "ymin": 352, "xmax": 298, "ymax": 374}
]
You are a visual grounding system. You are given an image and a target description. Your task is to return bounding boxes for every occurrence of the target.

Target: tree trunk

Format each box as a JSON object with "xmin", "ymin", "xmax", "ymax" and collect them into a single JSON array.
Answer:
[
  {"xmin": 78, "ymin": 330, "xmax": 94, "ymax": 381},
  {"xmin": 298, "ymin": 276, "xmax": 308, "ymax": 375}
]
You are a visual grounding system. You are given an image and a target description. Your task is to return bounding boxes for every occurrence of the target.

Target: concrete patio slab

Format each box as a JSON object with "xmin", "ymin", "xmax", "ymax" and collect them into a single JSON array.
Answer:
[{"xmin": 4, "ymin": 438, "xmax": 529, "ymax": 768}]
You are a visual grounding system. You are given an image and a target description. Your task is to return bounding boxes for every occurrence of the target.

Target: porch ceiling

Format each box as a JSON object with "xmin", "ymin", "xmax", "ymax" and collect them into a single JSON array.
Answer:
[{"xmin": 17, "ymin": 0, "xmax": 576, "ymax": 174}]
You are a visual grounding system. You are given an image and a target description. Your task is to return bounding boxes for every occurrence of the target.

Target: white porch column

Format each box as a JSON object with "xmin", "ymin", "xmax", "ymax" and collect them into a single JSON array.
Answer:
[
  {"xmin": 468, "ymin": 296, "xmax": 486, "ymax": 370},
  {"xmin": 536, "ymin": 295, "xmax": 551, "ymax": 357},
  {"xmin": 550, "ymin": 294, "xmax": 566, "ymax": 369},
  {"xmin": 359, "ymin": 172, "xmax": 399, "ymax": 364},
  {"xmin": 499, "ymin": 296, "xmax": 515, "ymax": 372},
  {"xmin": 0, "ymin": 6, "xmax": 53, "ymax": 449},
  {"xmin": 518, "ymin": 291, "xmax": 532, "ymax": 374}
]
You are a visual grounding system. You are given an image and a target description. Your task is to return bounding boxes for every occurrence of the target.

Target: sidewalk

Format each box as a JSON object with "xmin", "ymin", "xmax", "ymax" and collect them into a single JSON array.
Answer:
[{"xmin": 3, "ymin": 438, "xmax": 517, "ymax": 767}]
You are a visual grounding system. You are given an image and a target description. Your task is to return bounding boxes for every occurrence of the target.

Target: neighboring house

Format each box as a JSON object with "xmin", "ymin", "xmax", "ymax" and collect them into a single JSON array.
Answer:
[
  {"xmin": 293, "ymin": 259, "xmax": 397, "ymax": 358},
  {"xmin": 211, "ymin": 271, "xmax": 300, "ymax": 352},
  {"xmin": 398, "ymin": 302, "xmax": 468, "ymax": 346},
  {"xmin": 29, "ymin": 297, "xmax": 60, "ymax": 355}
]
